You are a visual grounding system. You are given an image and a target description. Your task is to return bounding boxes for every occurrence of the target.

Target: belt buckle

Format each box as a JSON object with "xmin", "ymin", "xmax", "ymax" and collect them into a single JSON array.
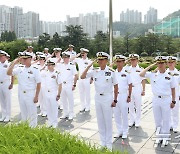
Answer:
[
  {"xmin": 158, "ymin": 96, "xmax": 161, "ymax": 98},
  {"xmin": 63, "ymin": 81, "xmax": 66, "ymax": 84},
  {"xmin": 100, "ymin": 94, "xmax": 104, "ymax": 96}
]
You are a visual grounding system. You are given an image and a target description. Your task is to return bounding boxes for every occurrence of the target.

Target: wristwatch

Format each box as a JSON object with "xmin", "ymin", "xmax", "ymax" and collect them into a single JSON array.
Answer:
[
  {"xmin": 172, "ymin": 101, "xmax": 176, "ymax": 104},
  {"xmin": 114, "ymin": 100, "xmax": 118, "ymax": 103}
]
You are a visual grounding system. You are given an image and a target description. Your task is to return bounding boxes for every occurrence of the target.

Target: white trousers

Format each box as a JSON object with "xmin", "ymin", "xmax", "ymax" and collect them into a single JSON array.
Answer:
[
  {"xmin": 61, "ymin": 84, "xmax": 74, "ymax": 117},
  {"xmin": 46, "ymin": 91, "xmax": 58, "ymax": 127},
  {"xmin": 114, "ymin": 93, "xmax": 129, "ymax": 135},
  {"xmin": 78, "ymin": 78, "xmax": 91, "ymax": 110},
  {"xmin": 170, "ymin": 96, "xmax": 179, "ymax": 130},
  {"xmin": 152, "ymin": 96, "xmax": 171, "ymax": 134},
  {"xmin": 95, "ymin": 94, "xmax": 113, "ymax": 149},
  {"xmin": 39, "ymin": 87, "xmax": 47, "ymax": 115},
  {"xmin": 19, "ymin": 90, "xmax": 37, "ymax": 127},
  {"xmin": 129, "ymin": 85, "xmax": 142, "ymax": 125},
  {"xmin": 0, "ymin": 81, "xmax": 11, "ymax": 119}
]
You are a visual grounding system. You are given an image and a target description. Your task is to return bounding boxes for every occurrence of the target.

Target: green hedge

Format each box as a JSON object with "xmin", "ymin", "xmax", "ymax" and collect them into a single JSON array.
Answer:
[{"xmin": 0, "ymin": 123, "xmax": 121, "ymax": 154}]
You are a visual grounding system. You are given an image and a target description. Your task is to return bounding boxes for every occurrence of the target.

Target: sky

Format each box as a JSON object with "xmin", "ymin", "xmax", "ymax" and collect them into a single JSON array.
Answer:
[{"xmin": 1, "ymin": 0, "xmax": 180, "ymax": 22}]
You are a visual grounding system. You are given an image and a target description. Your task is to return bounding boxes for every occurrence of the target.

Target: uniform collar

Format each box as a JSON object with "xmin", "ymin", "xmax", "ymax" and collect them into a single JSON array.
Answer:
[
  {"xmin": 130, "ymin": 64, "xmax": 140, "ymax": 69},
  {"xmin": 167, "ymin": 68, "xmax": 178, "ymax": 73}
]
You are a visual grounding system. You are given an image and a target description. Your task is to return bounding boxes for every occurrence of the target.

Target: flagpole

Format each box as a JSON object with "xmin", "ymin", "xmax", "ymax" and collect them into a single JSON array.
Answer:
[{"xmin": 109, "ymin": 0, "xmax": 113, "ymax": 64}]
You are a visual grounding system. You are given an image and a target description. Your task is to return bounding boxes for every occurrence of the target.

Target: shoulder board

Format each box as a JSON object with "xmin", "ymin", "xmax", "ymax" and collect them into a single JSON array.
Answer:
[
  {"xmin": 33, "ymin": 66, "xmax": 38, "ymax": 69},
  {"xmin": 109, "ymin": 68, "xmax": 115, "ymax": 72},
  {"xmin": 174, "ymin": 73, "xmax": 179, "ymax": 76},
  {"xmin": 167, "ymin": 72, "xmax": 173, "ymax": 76},
  {"xmin": 151, "ymin": 70, "xmax": 157, "ymax": 73}
]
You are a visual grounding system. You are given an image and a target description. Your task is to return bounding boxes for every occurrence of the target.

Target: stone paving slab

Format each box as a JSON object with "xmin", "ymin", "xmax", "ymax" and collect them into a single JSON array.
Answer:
[{"xmin": 1, "ymin": 84, "xmax": 180, "ymax": 153}]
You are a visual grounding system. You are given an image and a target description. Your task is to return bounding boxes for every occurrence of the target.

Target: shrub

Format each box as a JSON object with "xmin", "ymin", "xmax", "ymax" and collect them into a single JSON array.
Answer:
[{"xmin": 0, "ymin": 123, "xmax": 120, "ymax": 154}]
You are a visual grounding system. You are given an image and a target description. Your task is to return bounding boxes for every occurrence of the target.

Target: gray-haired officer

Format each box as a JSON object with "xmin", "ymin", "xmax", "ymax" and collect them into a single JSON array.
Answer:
[
  {"xmin": 140, "ymin": 56, "xmax": 175, "ymax": 137},
  {"xmin": 71, "ymin": 48, "xmax": 92, "ymax": 112},
  {"xmin": 0, "ymin": 50, "xmax": 13, "ymax": 122},
  {"xmin": 57, "ymin": 52, "xmax": 78, "ymax": 120},
  {"xmin": 7, "ymin": 52, "xmax": 41, "ymax": 127},
  {"xmin": 113, "ymin": 54, "xmax": 132, "ymax": 139},
  {"xmin": 167, "ymin": 56, "xmax": 180, "ymax": 133},
  {"xmin": 128, "ymin": 54, "xmax": 145, "ymax": 127},
  {"xmin": 81, "ymin": 52, "xmax": 118, "ymax": 150},
  {"xmin": 42, "ymin": 58, "xmax": 62, "ymax": 128}
]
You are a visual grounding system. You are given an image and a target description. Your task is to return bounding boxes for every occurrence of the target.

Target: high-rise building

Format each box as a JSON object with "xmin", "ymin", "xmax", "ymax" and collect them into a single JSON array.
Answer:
[
  {"xmin": 22, "ymin": 11, "xmax": 40, "ymax": 38},
  {"xmin": 0, "ymin": 5, "xmax": 11, "ymax": 35},
  {"xmin": 66, "ymin": 11, "xmax": 108, "ymax": 38},
  {"xmin": 41, "ymin": 21, "xmax": 65, "ymax": 36},
  {"xmin": 144, "ymin": 7, "xmax": 158, "ymax": 24},
  {"xmin": 120, "ymin": 9, "xmax": 142, "ymax": 24}
]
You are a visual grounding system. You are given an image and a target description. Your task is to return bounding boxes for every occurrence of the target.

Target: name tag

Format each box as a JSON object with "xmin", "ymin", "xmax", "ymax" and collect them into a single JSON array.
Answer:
[
  {"xmin": 3, "ymin": 65, "xmax": 8, "ymax": 68},
  {"xmin": 136, "ymin": 70, "xmax": 140, "ymax": 72},
  {"xmin": 121, "ymin": 74, "xmax": 126, "ymax": 77},
  {"xmin": 105, "ymin": 72, "xmax": 111, "ymax": 76},
  {"xmin": 28, "ymin": 71, "xmax": 33, "ymax": 74},
  {"xmin": 51, "ymin": 75, "xmax": 56, "ymax": 79},
  {"xmin": 165, "ymin": 77, "xmax": 170, "ymax": 80},
  {"xmin": 67, "ymin": 68, "xmax": 70, "ymax": 71}
]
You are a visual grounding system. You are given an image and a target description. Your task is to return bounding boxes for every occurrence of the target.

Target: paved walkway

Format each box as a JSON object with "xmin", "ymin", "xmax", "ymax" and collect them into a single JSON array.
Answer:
[{"xmin": 2, "ymin": 84, "xmax": 180, "ymax": 153}]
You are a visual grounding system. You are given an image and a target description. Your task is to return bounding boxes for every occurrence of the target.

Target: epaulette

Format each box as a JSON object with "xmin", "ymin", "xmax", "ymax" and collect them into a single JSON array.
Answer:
[
  {"xmin": 168, "ymin": 72, "xmax": 173, "ymax": 76},
  {"xmin": 109, "ymin": 67, "xmax": 115, "ymax": 72},
  {"xmin": 152, "ymin": 70, "xmax": 158, "ymax": 73}
]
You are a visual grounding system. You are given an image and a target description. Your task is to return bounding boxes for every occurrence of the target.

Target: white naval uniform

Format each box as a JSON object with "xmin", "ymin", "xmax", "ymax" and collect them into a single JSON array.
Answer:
[
  {"xmin": 74, "ymin": 58, "xmax": 92, "ymax": 111},
  {"xmin": 42, "ymin": 70, "xmax": 62, "ymax": 127},
  {"xmin": 86, "ymin": 66, "xmax": 118, "ymax": 149},
  {"xmin": 35, "ymin": 63, "xmax": 47, "ymax": 116},
  {"xmin": 128, "ymin": 65, "xmax": 144, "ymax": 126},
  {"xmin": 56, "ymin": 62, "xmax": 77, "ymax": 118},
  {"xmin": 114, "ymin": 68, "xmax": 132, "ymax": 136},
  {"xmin": 167, "ymin": 68, "xmax": 180, "ymax": 130},
  {"xmin": 44, "ymin": 53, "xmax": 51, "ymax": 59},
  {"xmin": 12, "ymin": 65, "xmax": 41, "ymax": 127},
  {"xmin": 0, "ymin": 60, "xmax": 11, "ymax": 120},
  {"xmin": 145, "ymin": 71, "xmax": 175, "ymax": 134},
  {"xmin": 67, "ymin": 50, "xmax": 76, "ymax": 58}
]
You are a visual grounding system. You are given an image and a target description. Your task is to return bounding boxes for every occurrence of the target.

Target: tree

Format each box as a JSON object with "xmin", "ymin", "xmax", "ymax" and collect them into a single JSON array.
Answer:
[
  {"xmin": 63, "ymin": 25, "xmax": 89, "ymax": 50},
  {"xmin": 0, "ymin": 31, "xmax": 17, "ymax": 42},
  {"xmin": 38, "ymin": 33, "xmax": 51, "ymax": 49}
]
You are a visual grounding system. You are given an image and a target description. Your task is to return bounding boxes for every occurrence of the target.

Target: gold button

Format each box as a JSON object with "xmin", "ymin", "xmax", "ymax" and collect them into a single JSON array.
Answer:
[
  {"xmin": 48, "ymin": 90, "xmax": 50, "ymax": 92},
  {"xmin": 23, "ymin": 91, "xmax": 26, "ymax": 93}
]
